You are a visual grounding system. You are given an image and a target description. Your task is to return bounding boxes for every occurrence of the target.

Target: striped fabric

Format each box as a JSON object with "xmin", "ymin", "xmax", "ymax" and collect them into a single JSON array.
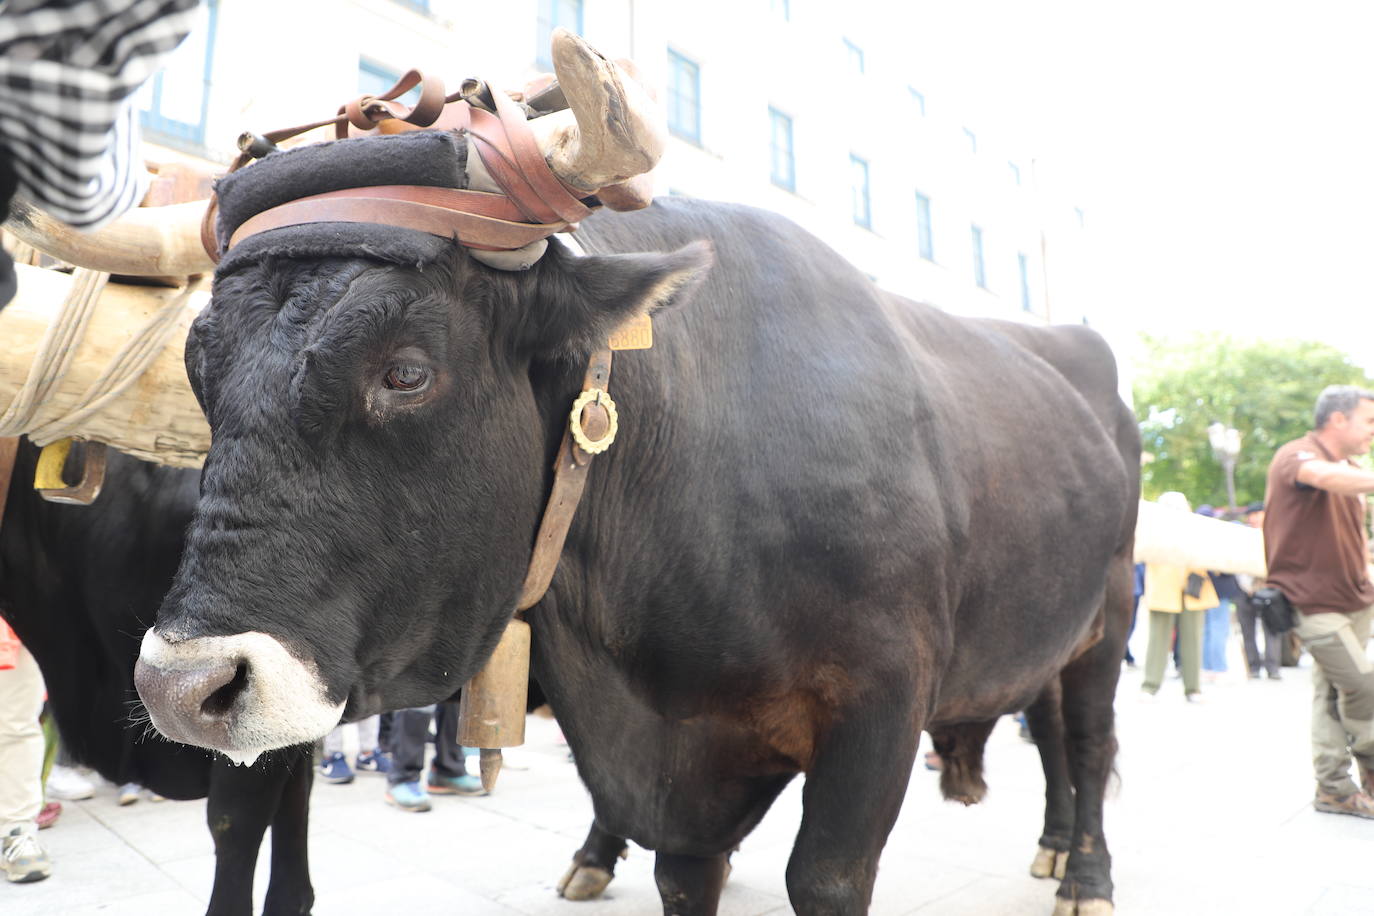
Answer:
[{"xmin": 0, "ymin": 0, "xmax": 200, "ymax": 229}]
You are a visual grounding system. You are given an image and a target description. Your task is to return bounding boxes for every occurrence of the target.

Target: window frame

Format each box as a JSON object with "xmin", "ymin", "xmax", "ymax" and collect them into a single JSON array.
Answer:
[
  {"xmin": 1017, "ymin": 252, "xmax": 1032, "ymax": 311},
  {"xmin": 850, "ymin": 154, "xmax": 871, "ymax": 230},
  {"xmin": 971, "ymin": 224, "xmax": 987, "ymax": 289},
  {"xmin": 915, "ymin": 192, "xmax": 934, "ymax": 261},
  {"xmin": 666, "ymin": 49, "xmax": 703, "ymax": 145},
  {"xmin": 138, "ymin": 0, "xmax": 218, "ymax": 148},
  {"xmin": 768, "ymin": 107, "xmax": 796, "ymax": 192}
]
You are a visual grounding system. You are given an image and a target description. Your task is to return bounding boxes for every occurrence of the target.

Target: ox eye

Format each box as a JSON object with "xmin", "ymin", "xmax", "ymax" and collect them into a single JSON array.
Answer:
[{"xmin": 383, "ymin": 364, "xmax": 430, "ymax": 392}]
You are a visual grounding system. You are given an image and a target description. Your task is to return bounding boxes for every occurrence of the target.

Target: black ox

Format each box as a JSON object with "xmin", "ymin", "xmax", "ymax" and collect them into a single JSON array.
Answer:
[
  {"xmin": 133, "ymin": 144, "xmax": 1139, "ymax": 914},
  {"xmin": 1, "ymin": 442, "xmax": 314, "ymax": 915}
]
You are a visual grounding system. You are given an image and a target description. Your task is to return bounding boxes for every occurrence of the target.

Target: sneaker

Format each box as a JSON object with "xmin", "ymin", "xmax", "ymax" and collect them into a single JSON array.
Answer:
[
  {"xmin": 1315, "ymin": 791, "xmax": 1374, "ymax": 819},
  {"xmin": 355, "ymin": 749, "xmax": 393, "ymax": 775},
  {"xmin": 923, "ymin": 751, "xmax": 943, "ymax": 772},
  {"xmin": 35, "ymin": 802, "xmax": 62, "ymax": 830},
  {"xmin": 318, "ymin": 752, "xmax": 354, "ymax": 785},
  {"xmin": 118, "ymin": 783, "xmax": 141, "ymax": 806},
  {"xmin": 427, "ymin": 769, "xmax": 487, "ymax": 796},
  {"xmin": 1184, "ymin": 692, "xmax": 1205, "ymax": 704},
  {"xmin": 2, "ymin": 828, "xmax": 51, "ymax": 883},
  {"xmin": 384, "ymin": 780, "xmax": 432, "ymax": 812},
  {"xmin": 46, "ymin": 764, "xmax": 95, "ymax": 801}
]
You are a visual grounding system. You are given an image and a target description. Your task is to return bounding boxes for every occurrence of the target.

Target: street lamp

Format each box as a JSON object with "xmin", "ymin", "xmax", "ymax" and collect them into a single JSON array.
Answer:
[{"xmin": 1207, "ymin": 421, "xmax": 1242, "ymax": 513}]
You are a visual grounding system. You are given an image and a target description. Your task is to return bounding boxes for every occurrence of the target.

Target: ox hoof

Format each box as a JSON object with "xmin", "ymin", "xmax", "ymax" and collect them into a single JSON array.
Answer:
[
  {"xmin": 1030, "ymin": 846, "xmax": 1069, "ymax": 880},
  {"xmin": 556, "ymin": 862, "xmax": 614, "ymax": 901},
  {"xmin": 1052, "ymin": 897, "xmax": 1114, "ymax": 916}
]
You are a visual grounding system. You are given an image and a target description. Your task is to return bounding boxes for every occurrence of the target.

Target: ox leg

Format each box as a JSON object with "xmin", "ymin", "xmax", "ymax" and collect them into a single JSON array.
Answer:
[
  {"xmin": 654, "ymin": 850, "xmax": 729, "ymax": 916},
  {"xmin": 785, "ymin": 695, "xmax": 920, "ymax": 915},
  {"xmin": 263, "ymin": 746, "xmax": 315, "ymax": 916},
  {"xmin": 557, "ymin": 821, "xmax": 628, "ymax": 901},
  {"xmin": 204, "ymin": 750, "xmax": 291, "ymax": 916},
  {"xmin": 1025, "ymin": 679, "xmax": 1074, "ymax": 881},
  {"xmin": 1051, "ymin": 559, "xmax": 1131, "ymax": 916}
]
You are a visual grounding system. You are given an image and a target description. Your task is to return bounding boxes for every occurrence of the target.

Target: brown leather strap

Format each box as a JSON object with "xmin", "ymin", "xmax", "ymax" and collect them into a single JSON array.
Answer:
[
  {"xmin": 229, "ymin": 190, "xmax": 566, "ymax": 253},
  {"xmin": 0, "ymin": 437, "xmax": 19, "ymax": 535},
  {"xmin": 515, "ymin": 348, "xmax": 613, "ymax": 612}
]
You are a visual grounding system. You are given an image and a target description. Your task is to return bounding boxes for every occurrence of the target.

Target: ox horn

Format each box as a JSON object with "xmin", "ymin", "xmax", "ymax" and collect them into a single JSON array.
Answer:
[
  {"xmin": 3, "ymin": 197, "xmax": 215, "ymax": 277},
  {"xmin": 528, "ymin": 28, "xmax": 666, "ymax": 193}
]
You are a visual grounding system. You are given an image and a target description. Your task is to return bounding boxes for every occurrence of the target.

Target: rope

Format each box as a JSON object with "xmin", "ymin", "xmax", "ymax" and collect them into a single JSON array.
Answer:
[{"xmin": 0, "ymin": 268, "xmax": 203, "ymax": 446}]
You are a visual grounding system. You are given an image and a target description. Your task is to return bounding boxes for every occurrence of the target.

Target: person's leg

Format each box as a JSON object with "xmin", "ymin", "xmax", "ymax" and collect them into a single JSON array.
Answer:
[
  {"xmin": 1124, "ymin": 601, "xmax": 1139, "ymax": 665},
  {"xmin": 1178, "ymin": 609, "xmax": 1203, "ymax": 696},
  {"xmin": 1141, "ymin": 610, "xmax": 1173, "ymax": 693},
  {"xmin": 387, "ymin": 706, "xmax": 435, "ymax": 787},
  {"xmin": 1205, "ymin": 601, "xmax": 1231, "ymax": 672},
  {"xmin": 1261, "ymin": 619, "xmax": 1283, "ymax": 677},
  {"xmin": 1295, "ymin": 608, "xmax": 1374, "ymax": 798},
  {"xmin": 356, "ymin": 715, "xmax": 380, "ymax": 753},
  {"xmin": 322, "ymin": 725, "xmax": 344, "ymax": 757},
  {"xmin": 1237, "ymin": 596, "xmax": 1262, "ymax": 676},
  {"xmin": 0, "ymin": 646, "xmax": 51, "ymax": 883},
  {"xmin": 430, "ymin": 700, "xmax": 467, "ymax": 779}
]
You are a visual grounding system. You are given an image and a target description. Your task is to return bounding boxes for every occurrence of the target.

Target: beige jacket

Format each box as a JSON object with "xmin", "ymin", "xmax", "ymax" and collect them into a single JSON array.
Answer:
[{"xmin": 1142, "ymin": 562, "xmax": 1218, "ymax": 613}]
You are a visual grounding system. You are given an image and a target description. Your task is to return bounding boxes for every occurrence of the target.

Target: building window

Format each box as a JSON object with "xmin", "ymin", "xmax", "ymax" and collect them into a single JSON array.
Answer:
[
  {"xmin": 771, "ymin": 0, "xmax": 790, "ymax": 20},
  {"xmin": 358, "ymin": 59, "xmax": 420, "ymax": 105},
  {"xmin": 768, "ymin": 108, "xmax": 795, "ymax": 192},
  {"xmin": 850, "ymin": 155, "xmax": 871, "ymax": 229},
  {"xmin": 963, "ymin": 127, "xmax": 978, "ymax": 154},
  {"xmin": 1074, "ymin": 206, "xmax": 1086, "ymax": 228},
  {"xmin": 392, "ymin": 0, "xmax": 430, "ymax": 12},
  {"xmin": 1017, "ymin": 252, "xmax": 1032, "ymax": 311},
  {"xmin": 667, "ymin": 50, "xmax": 702, "ymax": 144},
  {"xmin": 137, "ymin": 0, "xmax": 218, "ymax": 147},
  {"xmin": 971, "ymin": 225, "xmax": 987, "ymax": 288},
  {"xmin": 909, "ymin": 87, "xmax": 926, "ymax": 117},
  {"xmin": 1009, "ymin": 161, "xmax": 1021, "ymax": 185},
  {"xmin": 915, "ymin": 192, "xmax": 933, "ymax": 261},
  {"xmin": 843, "ymin": 38, "xmax": 864, "ymax": 75},
  {"xmin": 536, "ymin": 0, "xmax": 584, "ymax": 70}
]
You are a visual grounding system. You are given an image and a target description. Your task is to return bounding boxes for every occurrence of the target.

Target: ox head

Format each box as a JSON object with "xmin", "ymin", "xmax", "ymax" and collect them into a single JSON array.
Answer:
[
  {"xmin": 109, "ymin": 34, "xmax": 713, "ymax": 764},
  {"xmin": 134, "ymin": 228, "xmax": 707, "ymax": 763}
]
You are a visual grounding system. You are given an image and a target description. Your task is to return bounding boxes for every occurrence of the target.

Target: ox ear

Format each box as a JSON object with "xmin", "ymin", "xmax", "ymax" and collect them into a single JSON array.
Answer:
[{"xmin": 527, "ymin": 240, "xmax": 713, "ymax": 355}]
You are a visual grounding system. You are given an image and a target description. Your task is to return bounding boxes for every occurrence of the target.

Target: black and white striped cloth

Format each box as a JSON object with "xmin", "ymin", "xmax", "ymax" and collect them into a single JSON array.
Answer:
[{"xmin": 0, "ymin": 0, "xmax": 200, "ymax": 230}]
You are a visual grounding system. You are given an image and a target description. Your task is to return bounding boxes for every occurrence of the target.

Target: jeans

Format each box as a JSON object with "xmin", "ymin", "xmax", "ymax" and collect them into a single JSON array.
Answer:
[
  {"xmin": 1202, "ymin": 601, "xmax": 1231, "ymax": 672},
  {"xmin": 387, "ymin": 699, "xmax": 468, "ymax": 786}
]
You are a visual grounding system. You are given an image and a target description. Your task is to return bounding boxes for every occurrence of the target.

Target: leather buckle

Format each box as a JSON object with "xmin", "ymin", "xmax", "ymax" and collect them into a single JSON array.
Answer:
[{"xmin": 568, "ymin": 389, "xmax": 617, "ymax": 455}]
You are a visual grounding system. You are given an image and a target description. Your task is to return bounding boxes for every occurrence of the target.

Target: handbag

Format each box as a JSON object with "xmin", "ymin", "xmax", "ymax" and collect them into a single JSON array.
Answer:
[
  {"xmin": 1251, "ymin": 586, "xmax": 1297, "ymax": 634},
  {"xmin": 1184, "ymin": 572, "xmax": 1206, "ymax": 600}
]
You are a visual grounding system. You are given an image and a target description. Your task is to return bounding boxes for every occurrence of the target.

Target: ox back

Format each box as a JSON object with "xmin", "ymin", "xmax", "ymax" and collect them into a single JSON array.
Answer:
[
  {"xmin": 0, "ymin": 442, "xmax": 314, "ymax": 916},
  {"xmin": 137, "ymin": 193, "xmax": 1139, "ymax": 916}
]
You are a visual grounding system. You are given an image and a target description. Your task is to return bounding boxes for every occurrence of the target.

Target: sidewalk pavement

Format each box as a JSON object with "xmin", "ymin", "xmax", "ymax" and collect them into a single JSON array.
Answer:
[{"xmin": 6, "ymin": 647, "xmax": 1374, "ymax": 915}]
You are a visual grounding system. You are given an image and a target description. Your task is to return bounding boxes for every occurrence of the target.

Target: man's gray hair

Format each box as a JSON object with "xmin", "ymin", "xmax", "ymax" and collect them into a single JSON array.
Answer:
[{"xmin": 1314, "ymin": 385, "xmax": 1374, "ymax": 428}]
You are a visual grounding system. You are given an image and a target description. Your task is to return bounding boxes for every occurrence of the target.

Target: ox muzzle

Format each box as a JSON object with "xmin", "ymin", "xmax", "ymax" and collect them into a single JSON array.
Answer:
[{"xmin": 134, "ymin": 629, "xmax": 344, "ymax": 766}]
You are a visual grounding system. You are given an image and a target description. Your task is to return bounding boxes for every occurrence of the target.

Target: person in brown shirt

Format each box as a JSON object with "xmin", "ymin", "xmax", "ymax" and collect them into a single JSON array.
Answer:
[{"xmin": 1263, "ymin": 385, "xmax": 1374, "ymax": 819}]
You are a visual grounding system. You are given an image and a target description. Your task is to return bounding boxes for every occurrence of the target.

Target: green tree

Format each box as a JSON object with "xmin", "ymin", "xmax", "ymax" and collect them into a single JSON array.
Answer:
[{"xmin": 1133, "ymin": 334, "xmax": 1374, "ymax": 508}]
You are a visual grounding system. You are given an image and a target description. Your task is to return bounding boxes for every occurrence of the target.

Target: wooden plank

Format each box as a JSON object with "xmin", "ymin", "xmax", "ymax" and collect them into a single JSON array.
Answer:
[{"xmin": 0, "ymin": 264, "xmax": 210, "ymax": 467}]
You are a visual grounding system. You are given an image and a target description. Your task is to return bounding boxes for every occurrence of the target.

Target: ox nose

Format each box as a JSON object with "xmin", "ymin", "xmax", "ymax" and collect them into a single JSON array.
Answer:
[{"xmin": 134, "ymin": 653, "xmax": 249, "ymax": 749}]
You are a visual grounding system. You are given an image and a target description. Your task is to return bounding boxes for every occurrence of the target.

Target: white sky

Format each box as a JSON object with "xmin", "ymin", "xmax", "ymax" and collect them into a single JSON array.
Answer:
[{"xmin": 886, "ymin": 0, "xmax": 1374, "ymax": 371}]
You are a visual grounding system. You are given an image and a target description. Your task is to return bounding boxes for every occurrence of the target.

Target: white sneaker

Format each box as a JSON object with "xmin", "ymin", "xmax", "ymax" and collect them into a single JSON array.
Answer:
[
  {"xmin": 46, "ymin": 765, "xmax": 96, "ymax": 800},
  {"xmin": 2, "ymin": 828, "xmax": 52, "ymax": 883}
]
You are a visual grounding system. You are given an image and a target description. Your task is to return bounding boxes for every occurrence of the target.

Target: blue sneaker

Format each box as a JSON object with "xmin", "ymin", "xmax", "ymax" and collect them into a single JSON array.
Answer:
[
  {"xmin": 318, "ymin": 752, "xmax": 354, "ymax": 785},
  {"xmin": 355, "ymin": 749, "xmax": 393, "ymax": 775},
  {"xmin": 427, "ymin": 768, "xmax": 487, "ymax": 796},
  {"xmin": 384, "ymin": 780, "xmax": 431, "ymax": 812}
]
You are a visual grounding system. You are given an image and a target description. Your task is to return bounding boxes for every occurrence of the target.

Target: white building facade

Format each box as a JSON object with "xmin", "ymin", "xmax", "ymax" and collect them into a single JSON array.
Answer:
[{"xmin": 140, "ymin": 0, "xmax": 1093, "ymax": 325}]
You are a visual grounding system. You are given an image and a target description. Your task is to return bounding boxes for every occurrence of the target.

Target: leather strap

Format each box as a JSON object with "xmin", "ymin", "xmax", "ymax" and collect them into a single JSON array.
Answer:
[
  {"xmin": 515, "ymin": 347, "xmax": 613, "ymax": 612},
  {"xmin": 229, "ymin": 188, "xmax": 566, "ymax": 253},
  {"xmin": 0, "ymin": 437, "xmax": 18, "ymax": 536}
]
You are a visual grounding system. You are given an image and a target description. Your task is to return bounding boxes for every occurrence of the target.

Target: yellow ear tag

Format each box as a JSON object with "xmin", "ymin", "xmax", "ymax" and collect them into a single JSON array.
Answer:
[
  {"xmin": 608, "ymin": 312, "xmax": 652, "ymax": 351},
  {"xmin": 33, "ymin": 438, "xmax": 73, "ymax": 491}
]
